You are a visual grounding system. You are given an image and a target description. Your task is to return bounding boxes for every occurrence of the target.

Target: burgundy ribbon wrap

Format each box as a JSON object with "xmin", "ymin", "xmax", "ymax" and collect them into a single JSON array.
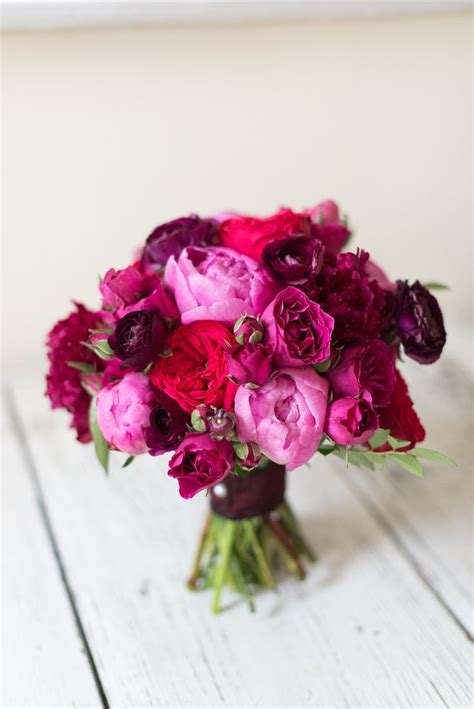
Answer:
[{"xmin": 210, "ymin": 462, "xmax": 286, "ymax": 520}]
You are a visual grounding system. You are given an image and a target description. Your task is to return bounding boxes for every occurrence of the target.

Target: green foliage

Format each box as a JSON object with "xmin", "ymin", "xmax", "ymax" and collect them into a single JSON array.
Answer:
[
  {"xmin": 423, "ymin": 281, "xmax": 450, "ymax": 291},
  {"xmin": 67, "ymin": 361, "xmax": 95, "ymax": 375},
  {"xmin": 122, "ymin": 455, "xmax": 135, "ymax": 468},
  {"xmin": 319, "ymin": 428, "xmax": 455, "ymax": 478},
  {"xmin": 88, "ymin": 397, "xmax": 109, "ymax": 473}
]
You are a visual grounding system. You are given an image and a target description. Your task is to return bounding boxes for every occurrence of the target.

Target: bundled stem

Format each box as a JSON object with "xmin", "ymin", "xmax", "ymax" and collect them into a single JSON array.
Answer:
[{"xmin": 187, "ymin": 500, "xmax": 315, "ymax": 612}]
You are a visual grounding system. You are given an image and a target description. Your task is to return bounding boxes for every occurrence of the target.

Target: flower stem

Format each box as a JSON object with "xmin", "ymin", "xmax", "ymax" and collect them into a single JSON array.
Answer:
[
  {"xmin": 187, "ymin": 509, "xmax": 212, "ymax": 590},
  {"xmin": 212, "ymin": 519, "xmax": 236, "ymax": 613},
  {"xmin": 263, "ymin": 513, "xmax": 306, "ymax": 580}
]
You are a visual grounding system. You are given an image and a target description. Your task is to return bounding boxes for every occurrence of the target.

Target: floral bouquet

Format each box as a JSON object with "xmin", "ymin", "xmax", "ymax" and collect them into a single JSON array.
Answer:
[{"xmin": 46, "ymin": 200, "xmax": 452, "ymax": 612}]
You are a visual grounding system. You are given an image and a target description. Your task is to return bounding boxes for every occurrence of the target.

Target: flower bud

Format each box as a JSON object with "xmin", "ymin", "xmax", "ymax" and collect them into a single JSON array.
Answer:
[
  {"xmin": 208, "ymin": 409, "xmax": 235, "ymax": 438},
  {"xmin": 233, "ymin": 315, "xmax": 264, "ymax": 345}
]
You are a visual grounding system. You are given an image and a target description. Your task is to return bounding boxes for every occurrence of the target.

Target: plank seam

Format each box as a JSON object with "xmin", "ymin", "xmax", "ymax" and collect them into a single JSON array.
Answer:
[
  {"xmin": 5, "ymin": 388, "xmax": 111, "ymax": 709},
  {"xmin": 338, "ymin": 470, "xmax": 474, "ymax": 644}
]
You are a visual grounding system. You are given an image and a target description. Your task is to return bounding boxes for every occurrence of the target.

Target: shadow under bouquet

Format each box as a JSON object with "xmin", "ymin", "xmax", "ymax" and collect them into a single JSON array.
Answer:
[{"xmin": 45, "ymin": 200, "xmax": 453, "ymax": 612}]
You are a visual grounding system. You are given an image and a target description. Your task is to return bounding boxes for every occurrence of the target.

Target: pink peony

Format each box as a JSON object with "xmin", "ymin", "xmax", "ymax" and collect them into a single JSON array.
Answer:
[
  {"xmin": 165, "ymin": 245, "xmax": 277, "ymax": 325},
  {"xmin": 168, "ymin": 433, "xmax": 234, "ymax": 499},
  {"xmin": 325, "ymin": 393, "xmax": 378, "ymax": 446},
  {"xmin": 235, "ymin": 367, "xmax": 328, "ymax": 470},
  {"xmin": 96, "ymin": 373, "xmax": 155, "ymax": 455},
  {"xmin": 262, "ymin": 286, "xmax": 333, "ymax": 367},
  {"xmin": 46, "ymin": 303, "xmax": 103, "ymax": 443}
]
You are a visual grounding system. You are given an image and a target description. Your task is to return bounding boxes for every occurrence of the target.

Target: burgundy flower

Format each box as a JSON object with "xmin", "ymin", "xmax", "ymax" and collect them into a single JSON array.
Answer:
[
  {"xmin": 325, "ymin": 393, "xmax": 379, "ymax": 446},
  {"xmin": 225, "ymin": 343, "xmax": 273, "ymax": 386},
  {"xmin": 377, "ymin": 369, "xmax": 425, "ymax": 450},
  {"xmin": 310, "ymin": 251, "xmax": 395, "ymax": 344},
  {"xmin": 262, "ymin": 234, "xmax": 325, "ymax": 285},
  {"xmin": 327, "ymin": 339, "xmax": 396, "ymax": 409},
  {"xmin": 108, "ymin": 310, "xmax": 167, "ymax": 371},
  {"xmin": 311, "ymin": 223, "xmax": 350, "ymax": 257},
  {"xmin": 262, "ymin": 286, "xmax": 333, "ymax": 366},
  {"xmin": 140, "ymin": 215, "xmax": 218, "ymax": 273},
  {"xmin": 45, "ymin": 303, "xmax": 103, "ymax": 442},
  {"xmin": 396, "ymin": 280, "xmax": 446, "ymax": 364},
  {"xmin": 168, "ymin": 433, "xmax": 235, "ymax": 499},
  {"xmin": 146, "ymin": 391, "xmax": 189, "ymax": 455}
]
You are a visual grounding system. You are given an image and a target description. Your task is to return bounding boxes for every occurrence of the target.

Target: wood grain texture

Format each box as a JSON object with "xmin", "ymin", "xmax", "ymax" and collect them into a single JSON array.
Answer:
[
  {"xmin": 9, "ymin": 371, "xmax": 473, "ymax": 708},
  {"xmin": 1, "ymin": 399, "xmax": 101, "ymax": 708}
]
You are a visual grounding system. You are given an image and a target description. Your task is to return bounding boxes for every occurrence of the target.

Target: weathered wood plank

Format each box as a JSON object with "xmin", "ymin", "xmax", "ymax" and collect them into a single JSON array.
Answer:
[
  {"xmin": 1, "ymin": 397, "xmax": 101, "ymax": 708},
  {"xmin": 340, "ymin": 351, "xmax": 474, "ymax": 638},
  {"xmin": 11, "ymin": 373, "xmax": 473, "ymax": 708}
]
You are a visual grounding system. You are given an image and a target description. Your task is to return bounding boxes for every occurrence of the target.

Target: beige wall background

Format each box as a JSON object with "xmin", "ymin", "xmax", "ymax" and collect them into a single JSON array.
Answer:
[{"xmin": 2, "ymin": 12, "xmax": 472, "ymax": 370}]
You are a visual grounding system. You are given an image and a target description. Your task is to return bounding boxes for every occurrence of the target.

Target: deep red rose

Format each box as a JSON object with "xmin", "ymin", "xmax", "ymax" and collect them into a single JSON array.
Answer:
[
  {"xmin": 377, "ymin": 369, "xmax": 425, "ymax": 450},
  {"xmin": 45, "ymin": 302, "xmax": 103, "ymax": 442},
  {"xmin": 149, "ymin": 321, "xmax": 238, "ymax": 413},
  {"xmin": 220, "ymin": 208, "xmax": 310, "ymax": 262},
  {"xmin": 168, "ymin": 433, "xmax": 234, "ymax": 499}
]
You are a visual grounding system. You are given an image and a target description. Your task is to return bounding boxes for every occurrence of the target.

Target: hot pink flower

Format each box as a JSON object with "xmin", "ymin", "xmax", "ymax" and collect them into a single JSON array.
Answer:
[
  {"xmin": 235, "ymin": 367, "xmax": 328, "ymax": 470},
  {"xmin": 262, "ymin": 286, "xmax": 333, "ymax": 367},
  {"xmin": 96, "ymin": 373, "xmax": 155, "ymax": 455},
  {"xmin": 99, "ymin": 266, "xmax": 143, "ymax": 310},
  {"xmin": 306, "ymin": 199, "xmax": 350, "ymax": 256},
  {"xmin": 168, "ymin": 433, "xmax": 234, "ymax": 499},
  {"xmin": 165, "ymin": 245, "xmax": 277, "ymax": 325},
  {"xmin": 325, "ymin": 393, "xmax": 378, "ymax": 446}
]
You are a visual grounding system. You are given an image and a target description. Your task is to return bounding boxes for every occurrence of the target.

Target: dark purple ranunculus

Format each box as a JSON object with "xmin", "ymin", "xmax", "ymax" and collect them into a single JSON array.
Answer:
[
  {"xmin": 168, "ymin": 433, "xmax": 234, "ymax": 499},
  {"xmin": 310, "ymin": 251, "xmax": 395, "ymax": 344},
  {"xmin": 140, "ymin": 215, "xmax": 219, "ymax": 273},
  {"xmin": 225, "ymin": 343, "xmax": 273, "ymax": 385},
  {"xmin": 108, "ymin": 310, "xmax": 167, "ymax": 370},
  {"xmin": 261, "ymin": 286, "xmax": 334, "ymax": 366},
  {"xmin": 396, "ymin": 280, "xmax": 446, "ymax": 364},
  {"xmin": 327, "ymin": 339, "xmax": 396, "ymax": 409},
  {"xmin": 45, "ymin": 302, "xmax": 103, "ymax": 442},
  {"xmin": 262, "ymin": 234, "xmax": 324, "ymax": 284},
  {"xmin": 146, "ymin": 391, "xmax": 189, "ymax": 455}
]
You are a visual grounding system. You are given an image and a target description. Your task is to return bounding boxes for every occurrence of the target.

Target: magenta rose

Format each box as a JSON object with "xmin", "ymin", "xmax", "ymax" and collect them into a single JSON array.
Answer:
[
  {"xmin": 307, "ymin": 200, "xmax": 350, "ymax": 256},
  {"xmin": 262, "ymin": 286, "xmax": 333, "ymax": 367},
  {"xmin": 99, "ymin": 266, "xmax": 143, "ymax": 310},
  {"xmin": 96, "ymin": 372, "xmax": 155, "ymax": 455},
  {"xmin": 225, "ymin": 343, "xmax": 273, "ymax": 386},
  {"xmin": 235, "ymin": 367, "xmax": 328, "ymax": 470},
  {"xmin": 165, "ymin": 245, "xmax": 277, "ymax": 325},
  {"xmin": 327, "ymin": 339, "xmax": 396, "ymax": 409},
  {"xmin": 325, "ymin": 393, "xmax": 378, "ymax": 446},
  {"xmin": 168, "ymin": 433, "xmax": 235, "ymax": 499}
]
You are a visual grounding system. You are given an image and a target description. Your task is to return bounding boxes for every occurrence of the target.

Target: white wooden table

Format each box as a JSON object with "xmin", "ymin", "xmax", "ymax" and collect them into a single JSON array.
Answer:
[{"xmin": 2, "ymin": 332, "xmax": 473, "ymax": 708}]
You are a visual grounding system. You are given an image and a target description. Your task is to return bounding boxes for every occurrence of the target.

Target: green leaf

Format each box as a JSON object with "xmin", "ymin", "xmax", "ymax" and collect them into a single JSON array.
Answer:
[
  {"xmin": 423, "ymin": 281, "xmax": 450, "ymax": 291},
  {"xmin": 368, "ymin": 428, "xmax": 390, "ymax": 449},
  {"xmin": 88, "ymin": 398, "xmax": 109, "ymax": 473},
  {"xmin": 191, "ymin": 409, "xmax": 207, "ymax": 433},
  {"xmin": 67, "ymin": 361, "xmax": 95, "ymax": 375},
  {"xmin": 410, "ymin": 448, "xmax": 456, "ymax": 466},
  {"xmin": 387, "ymin": 453, "xmax": 424, "ymax": 477},
  {"xmin": 387, "ymin": 435, "xmax": 411, "ymax": 449},
  {"xmin": 122, "ymin": 455, "xmax": 135, "ymax": 468},
  {"xmin": 234, "ymin": 442, "xmax": 249, "ymax": 460}
]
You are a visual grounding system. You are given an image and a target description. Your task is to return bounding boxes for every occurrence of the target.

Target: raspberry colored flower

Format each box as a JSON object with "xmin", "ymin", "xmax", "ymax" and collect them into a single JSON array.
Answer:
[
  {"xmin": 149, "ymin": 321, "xmax": 238, "ymax": 413},
  {"xmin": 96, "ymin": 373, "xmax": 155, "ymax": 455},
  {"xmin": 140, "ymin": 215, "xmax": 218, "ymax": 273},
  {"xmin": 45, "ymin": 302, "xmax": 103, "ymax": 443},
  {"xmin": 377, "ymin": 369, "xmax": 425, "ymax": 450},
  {"xmin": 146, "ymin": 391, "xmax": 189, "ymax": 455},
  {"xmin": 235, "ymin": 367, "xmax": 328, "ymax": 470},
  {"xmin": 165, "ymin": 246, "xmax": 277, "ymax": 325},
  {"xmin": 99, "ymin": 266, "xmax": 143, "ymax": 310},
  {"xmin": 325, "ymin": 393, "xmax": 379, "ymax": 446},
  {"xmin": 307, "ymin": 199, "xmax": 350, "ymax": 256},
  {"xmin": 225, "ymin": 343, "xmax": 273, "ymax": 386},
  {"xmin": 311, "ymin": 250, "xmax": 395, "ymax": 344},
  {"xmin": 262, "ymin": 286, "xmax": 334, "ymax": 367},
  {"xmin": 396, "ymin": 280, "xmax": 446, "ymax": 364},
  {"xmin": 220, "ymin": 208, "xmax": 310, "ymax": 262},
  {"xmin": 168, "ymin": 433, "xmax": 234, "ymax": 499},
  {"xmin": 327, "ymin": 339, "xmax": 396, "ymax": 409}
]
